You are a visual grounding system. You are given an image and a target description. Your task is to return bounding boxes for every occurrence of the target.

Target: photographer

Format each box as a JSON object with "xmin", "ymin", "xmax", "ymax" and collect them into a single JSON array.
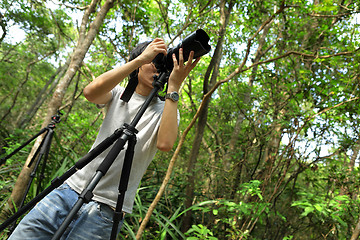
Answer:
[{"xmin": 8, "ymin": 38, "xmax": 200, "ymax": 239}]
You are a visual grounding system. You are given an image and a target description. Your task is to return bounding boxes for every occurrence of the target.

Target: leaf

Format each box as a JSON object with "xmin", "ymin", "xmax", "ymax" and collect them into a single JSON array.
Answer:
[
  {"xmin": 213, "ymin": 209, "xmax": 218, "ymax": 215},
  {"xmin": 314, "ymin": 204, "xmax": 323, "ymax": 212},
  {"xmin": 301, "ymin": 206, "xmax": 315, "ymax": 217}
]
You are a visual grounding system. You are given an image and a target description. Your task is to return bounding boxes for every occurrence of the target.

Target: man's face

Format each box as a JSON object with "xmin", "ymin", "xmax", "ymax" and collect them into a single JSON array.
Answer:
[{"xmin": 138, "ymin": 62, "xmax": 158, "ymax": 89}]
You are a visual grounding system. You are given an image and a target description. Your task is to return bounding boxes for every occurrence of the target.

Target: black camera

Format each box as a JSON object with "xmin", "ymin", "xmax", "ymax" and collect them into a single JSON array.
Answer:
[{"xmin": 153, "ymin": 29, "xmax": 211, "ymax": 72}]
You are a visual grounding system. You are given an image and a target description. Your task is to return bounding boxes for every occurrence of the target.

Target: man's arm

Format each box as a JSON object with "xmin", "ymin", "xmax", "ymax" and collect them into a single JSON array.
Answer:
[
  {"xmin": 82, "ymin": 59, "xmax": 142, "ymax": 104},
  {"xmin": 83, "ymin": 38, "xmax": 167, "ymax": 105},
  {"xmin": 157, "ymin": 49, "xmax": 200, "ymax": 152}
]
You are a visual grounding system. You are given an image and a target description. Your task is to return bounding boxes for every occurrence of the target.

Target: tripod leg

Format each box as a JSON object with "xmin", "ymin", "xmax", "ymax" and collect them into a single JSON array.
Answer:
[
  {"xmin": 8, "ymin": 129, "xmax": 54, "ymax": 234},
  {"xmin": 110, "ymin": 134, "xmax": 137, "ymax": 240},
  {"xmin": 37, "ymin": 128, "xmax": 54, "ymax": 194},
  {"xmin": 23, "ymin": 128, "xmax": 54, "ymax": 205}
]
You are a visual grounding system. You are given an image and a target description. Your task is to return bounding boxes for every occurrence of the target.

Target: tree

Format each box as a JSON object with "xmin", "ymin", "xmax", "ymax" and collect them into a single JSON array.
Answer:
[{"xmin": 0, "ymin": 0, "xmax": 116, "ymax": 221}]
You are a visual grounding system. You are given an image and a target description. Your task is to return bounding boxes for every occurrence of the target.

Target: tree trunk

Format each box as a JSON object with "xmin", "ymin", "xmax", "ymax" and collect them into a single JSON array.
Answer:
[
  {"xmin": 351, "ymin": 215, "xmax": 360, "ymax": 240},
  {"xmin": 0, "ymin": 0, "xmax": 115, "ymax": 223},
  {"xmin": 181, "ymin": 0, "xmax": 234, "ymax": 232}
]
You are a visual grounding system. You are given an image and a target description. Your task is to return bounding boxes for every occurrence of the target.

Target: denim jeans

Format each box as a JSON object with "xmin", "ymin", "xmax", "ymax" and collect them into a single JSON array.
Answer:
[{"xmin": 8, "ymin": 183, "xmax": 123, "ymax": 240}]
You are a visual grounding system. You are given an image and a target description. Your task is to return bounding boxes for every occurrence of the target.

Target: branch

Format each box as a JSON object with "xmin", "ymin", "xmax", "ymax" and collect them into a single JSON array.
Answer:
[
  {"xmin": 78, "ymin": 0, "xmax": 100, "ymax": 45},
  {"xmin": 167, "ymin": 1, "xmax": 216, "ymax": 46},
  {"xmin": 309, "ymin": 12, "xmax": 355, "ymax": 18},
  {"xmin": 238, "ymin": 0, "xmax": 288, "ymax": 74},
  {"xmin": 225, "ymin": 47, "xmax": 360, "ymax": 87},
  {"xmin": 0, "ymin": 12, "xmax": 6, "ymax": 44},
  {"xmin": 288, "ymin": 96, "xmax": 360, "ymax": 154},
  {"xmin": 50, "ymin": 0, "xmax": 89, "ymax": 10}
]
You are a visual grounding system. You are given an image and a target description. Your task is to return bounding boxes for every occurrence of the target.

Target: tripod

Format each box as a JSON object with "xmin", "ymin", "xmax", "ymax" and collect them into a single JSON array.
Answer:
[
  {"xmin": 0, "ymin": 71, "xmax": 170, "ymax": 240},
  {"xmin": 0, "ymin": 112, "xmax": 62, "ymax": 233}
]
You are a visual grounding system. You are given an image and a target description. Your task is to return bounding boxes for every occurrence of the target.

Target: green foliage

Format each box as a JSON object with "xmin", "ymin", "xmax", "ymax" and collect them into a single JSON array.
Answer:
[
  {"xmin": 291, "ymin": 192, "xmax": 350, "ymax": 223},
  {"xmin": 119, "ymin": 187, "xmax": 187, "ymax": 239},
  {"xmin": 287, "ymin": 163, "xmax": 360, "ymax": 239},
  {"xmin": 185, "ymin": 224, "xmax": 218, "ymax": 240}
]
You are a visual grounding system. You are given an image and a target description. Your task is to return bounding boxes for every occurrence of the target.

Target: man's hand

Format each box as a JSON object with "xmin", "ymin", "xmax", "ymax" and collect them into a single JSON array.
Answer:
[
  {"xmin": 137, "ymin": 38, "xmax": 167, "ymax": 65},
  {"xmin": 168, "ymin": 48, "xmax": 200, "ymax": 91}
]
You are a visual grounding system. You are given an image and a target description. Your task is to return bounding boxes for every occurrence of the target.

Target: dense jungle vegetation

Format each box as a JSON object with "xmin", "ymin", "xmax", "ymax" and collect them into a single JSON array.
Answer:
[{"xmin": 0, "ymin": 0, "xmax": 360, "ymax": 239}]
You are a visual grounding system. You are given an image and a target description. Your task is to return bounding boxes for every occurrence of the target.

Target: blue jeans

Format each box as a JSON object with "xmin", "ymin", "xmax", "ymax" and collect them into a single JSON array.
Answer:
[{"xmin": 8, "ymin": 183, "xmax": 123, "ymax": 240}]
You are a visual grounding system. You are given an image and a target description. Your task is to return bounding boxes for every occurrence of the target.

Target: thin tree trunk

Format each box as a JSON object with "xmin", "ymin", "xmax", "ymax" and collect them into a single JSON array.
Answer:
[
  {"xmin": 181, "ymin": 99, "xmax": 210, "ymax": 231},
  {"xmin": 0, "ymin": 64, "xmax": 33, "ymax": 123},
  {"xmin": 0, "ymin": 0, "xmax": 115, "ymax": 222},
  {"xmin": 62, "ymin": 70, "xmax": 81, "ymax": 122},
  {"xmin": 227, "ymin": 19, "xmax": 274, "ymax": 199},
  {"xmin": 345, "ymin": 138, "xmax": 360, "ymax": 239},
  {"xmin": 0, "ymin": 12, "xmax": 7, "ymax": 44},
  {"xmin": 351, "ymin": 202, "xmax": 360, "ymax": 240},
  {"xmin": 181, "ymin": 0, "xmax": 234, "ymax": 232}
]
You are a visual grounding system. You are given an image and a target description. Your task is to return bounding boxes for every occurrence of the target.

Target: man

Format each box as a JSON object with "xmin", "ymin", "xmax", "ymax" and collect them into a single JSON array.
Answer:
[{"xmin": 8, "ymin": 38, "xmax": 200, "ymax": 239}]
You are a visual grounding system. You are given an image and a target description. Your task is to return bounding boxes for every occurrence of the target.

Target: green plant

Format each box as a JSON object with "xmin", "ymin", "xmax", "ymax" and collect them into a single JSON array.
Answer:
[
  {"xmin": 119, "ymin": 187, "xmax": 187, "ymax": 239},
  {"xmin": 185, "ymin": 224, "xmax": 218, "ymax": 240},
  {"xmin": 291, "ymin": 191, "xmax": 352, "ymax": 231}
]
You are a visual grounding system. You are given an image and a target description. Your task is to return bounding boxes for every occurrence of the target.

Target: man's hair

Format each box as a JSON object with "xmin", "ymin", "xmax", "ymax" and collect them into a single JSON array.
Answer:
[
  {"xmin": 128, "ymin": 41, "xmax": 152, "ymax": 83},
  {"xmin": 120, "ymin": 41, "xmax": 151, "ymax": 102}
]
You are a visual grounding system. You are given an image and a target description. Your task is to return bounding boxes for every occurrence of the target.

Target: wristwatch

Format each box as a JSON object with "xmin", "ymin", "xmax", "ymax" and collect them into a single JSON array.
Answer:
[{"xmin": 165, "ymin": 91, "xmax": 179, "ymax": 102}]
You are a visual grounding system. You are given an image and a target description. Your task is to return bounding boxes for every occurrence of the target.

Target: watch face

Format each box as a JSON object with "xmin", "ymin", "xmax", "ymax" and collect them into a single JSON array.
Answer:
[
  {"xmin": 166, "ymin": 92, "xmax": 179, "ymax": 101},
  {"xmin": 171, "ymin": 92, "xmax": 179, "ymax": 101}
]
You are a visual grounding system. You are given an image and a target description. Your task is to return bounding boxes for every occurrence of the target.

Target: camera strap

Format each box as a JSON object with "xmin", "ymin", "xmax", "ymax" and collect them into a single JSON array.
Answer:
[{"xmin": 120, "ymin": 79, "xmax": 138, "ymax": 102}]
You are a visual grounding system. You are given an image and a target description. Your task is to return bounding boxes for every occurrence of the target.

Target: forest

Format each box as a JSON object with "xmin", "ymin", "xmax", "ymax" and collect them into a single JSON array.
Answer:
[{"xmin": 0, "ymin": 0, "xmax": 360, "ymax": 239}]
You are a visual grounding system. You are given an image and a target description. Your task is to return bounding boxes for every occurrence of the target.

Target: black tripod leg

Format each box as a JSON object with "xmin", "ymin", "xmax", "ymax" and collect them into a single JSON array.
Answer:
[
  {"xmin": 36, "ymin": 128, "xmax": 54, "ymax": 194},
  {"xmin": 8, "ymin": 128, "xmax": 54, "ymax": 233},
  {"xmin": 110, "ymin": 134, "xmax": 137, "ymax": 240},
  {"xmin": 22, "ymin": 128, "xmax": 53, "ymax": 207},
  {"xmin": 0, "ymin": 176, "xmax": 64, "ymax": 233}
]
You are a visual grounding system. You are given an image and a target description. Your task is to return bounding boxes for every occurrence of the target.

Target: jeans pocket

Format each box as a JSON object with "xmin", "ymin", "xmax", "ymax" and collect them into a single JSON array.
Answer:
[{"xmin": 98, "ymin": 203, "xmax": 115, "ymax": 223}]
